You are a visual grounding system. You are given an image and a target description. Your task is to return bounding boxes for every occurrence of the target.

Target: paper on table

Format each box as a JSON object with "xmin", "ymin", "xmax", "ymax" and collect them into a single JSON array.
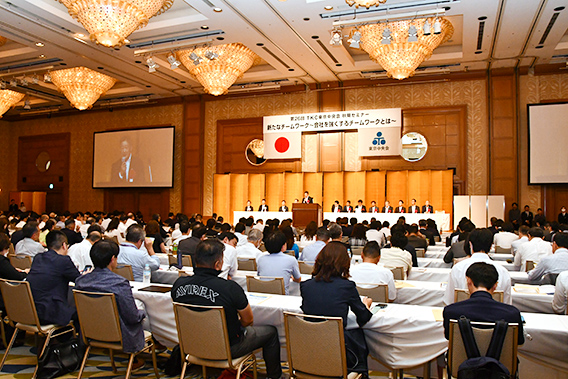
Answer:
[
  {"xmin": 432, "ymin": 309, "xmax": 443, "ymax": 322},
  {"xmin": 247, "ymin": 293, "xmax": 272, "ymax": 305},
  {"xmin": 539, "ymin": 285, "xmax": 555, "ymax": 294},
  {"xmin": 513, "ymin": 284, "xmax": 540, "ymax": 294},
  {"xmin": 395, "ymin": 281, "xmax": 416, "ymax": 288}
]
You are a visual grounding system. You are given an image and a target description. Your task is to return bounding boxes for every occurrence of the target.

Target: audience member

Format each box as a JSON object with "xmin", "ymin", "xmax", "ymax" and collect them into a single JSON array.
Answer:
[
  {"xmin": 218, "ymin": 232, "xmax": 238, "ymax": 280},
  {"xmin": 234, "ymin": 223, "xmax": 248, "ymax": 247},
  {"xmin": 257, "ymin": 231, "xmax": 301, "ymax": 295},
  {"xmin": 349, "ymin": 241, "xmax": 396, "ymax": 301},
  {"xmin": 348, "ymin": 224, "xmax": 368, "ymax": 249},
  {"xmin": 61, "ymin": 217, "xmax": 83, "ymax": 246},
  {"xmin": 299, "ymin": 221, "xmax": 317, "ymax": 247},
  {"xmin": 117, "ymin": 224, "xmax": 160, "ymax": 281},
  {"xmin": 511, "ymin": 225, "xmax": 530, "ymax": 255},
  {"xmin": 68, "ymin": 230, "xmax": 101, "ymax": 271},
  {"xmin": 521, "ymin": 205, "xmax": 533, "ymax": 227},
  {"xmin": 236, "ymin": 229, "xmax": 265, "ymax": 261},
  {"xmin": 0, "ymin": 233, "xmax": 28, "ymax": 311},
  {"xmin": 513, "ymin": 227, "xmax": 552, "ymax": 271},
  {"xmin": 146, "ymin": 220, "xmax": 167, "ymax": 254},
  {"xmin": 493, "ymin": 222, "xmax": 519, "ymax": 250},
  {"xmin": 406, "ymin": 224, "xmax": 428, "ymax": 251},
  {"xmin": 300, "ymin": 227, "xmax": 330, "ymax": 262},
  {"xmin": 419, "ymin": 220, "xmax": 435, "ymax": 246},
  {"xmin": 14, "ymin": 221, "xmax": 45, "ymax": 257},
  {"xmin": 178, "ymin": 225, "xmax": 207, "ymax": 266},
  {"xmin": 173, "ymin": 221, "xmax": 191, "ymax": 245},
  {"xmin": 552, "ymin": 271, "xmax": 568, "ymax": 315},
  {"xmin": 528, "ymin": 232, "xmax": 568, "ymax": 283},
  {"xmin": 366, "ymin": 221, "xmax": 385, "ymax": 247},
  {"xmin": 379, "ymin": 233, "xmax": 412, "ymax": 278}
]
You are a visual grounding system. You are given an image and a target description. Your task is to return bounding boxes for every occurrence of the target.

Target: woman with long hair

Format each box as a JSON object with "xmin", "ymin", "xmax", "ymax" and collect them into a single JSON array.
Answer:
[
  {"xmin": 300, "ymin": 241, "xmax": 373, "ymax": 376},
  {"xmin": 349, "ymin": 223, "xmax": 368, "ymax": 249},
  {"xmin": 299, "ymin": 221, "xmax": 317, "ymax": 247},
  {"xmin": 280, "ymin": 225, "xmax": 299, "ymax": 258},
  {"xmin": 104, "ymin": 217, "xmax": 124, "ymax": 244},
  {"xmin": 145, "ymin": 220, "xmax": 167, "ymax": 254}
]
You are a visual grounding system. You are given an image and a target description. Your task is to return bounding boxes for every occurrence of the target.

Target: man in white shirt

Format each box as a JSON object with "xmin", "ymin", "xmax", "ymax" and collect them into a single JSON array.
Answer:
[
  {"xmin": 493, "ymin": 222, "xmax": 519, "ymax": 250},
  {"xmin": 38, "ymin": 214, "xmax": 49, "ymax": 230},
  {"xmin": 511, "ymin": 225, "xmax": 530, "ymax": 255},
  {"xmin": 219, "ymin": 232, "xmax": 238, "ymax": 280},
  {"xmin": 552, "ymin": 270, "xmax": 568, "ymax": 315},
  {"xmin": 101, "ymin": 214, "xmax": 112, "ymax": 232},
  {"xmin": 15, "ymin": 222, "xmax": 45, "ymax": 258},
  {"xmin": 379, "ymin": 234, "xmax": 412, "ymax": 278},
  {"xmin": 444, "ymin": 228, "xmax": 512, "ymax": 305},
  {"xmin": 300, "ymin": 227, "xmax": 329, "ymax": 262},
  {"xmin": 366, "ymin": 221, "xmax": 385, "ymax": 247},
  {"xmin": 380, "ymin": 221, "xmax": 391, "ymax": 240},
  {"xmin": 236, "ymin": 229, "xmax": 265, "ymax": 261},
  {"xmin": 68, "ymin": 230, "xmax": 101, "ymax": 271},
  {"xmin": 528, "ymin": 232, "xmax": 568, "ymax": 283},
  {"xmin": 124, "ymin": 213, "xmax": 137, "ymax": 229},
  {"xmin": 253, "ymin": 219, "xmax": 264, "ymax": 231},
  {"xmin": 234, "ymin": 223, "xmax": 248, "ymax": 247},
  {"xmin": 350, "ymin": 241, "xmax": 396, "ymax": 301},
  {"xmin": 173, "ymin": 221, "xmax": 191, "ymax": 245},
  {"xmin": 513, "ymin": 227, "xmax": 552, "ymax": 271},
  {"xmin": 117, "ymin": 214, "xmax": 129, "ymax": 238}
]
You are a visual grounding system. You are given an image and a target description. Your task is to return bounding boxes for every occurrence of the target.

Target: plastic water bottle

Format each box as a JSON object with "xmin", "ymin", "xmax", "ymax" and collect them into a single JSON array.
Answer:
[{"xmin": 143, "ymin": 263, "xmax": 151, "ymax": 284}]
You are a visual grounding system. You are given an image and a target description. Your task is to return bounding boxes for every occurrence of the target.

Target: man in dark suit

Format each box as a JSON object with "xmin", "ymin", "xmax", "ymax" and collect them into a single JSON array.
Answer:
[
  {"xmin": 178, "ymin": 225, "xmax": 207, "ymax": 267},
  {"xmin": 278, "ymin": 200, "xmax": 289, "ymax": 212},
  {"xmin": 534, "ymin": 208, "xmax": 546, "ymax": 227},
  {"xmin": 355, "ymin": 199, "xmax": 366, "ymax": 213},
  {"xmin": 245, "ymin": 200, "xmax": 253, "ymax": 211},
  {"xmin": 368, "ymin": 201, "xmax": 379, "ymax": 213},
  {"xmin": 61, "ymin": 217, "xmax": 82, "ymax": 246},
  {"xmin": 521, "ymin": 205, "xmax": 533, "ymax": 227},
  {"xmin": 258, "ymin": 199, "xmax": 269, "ymax": 212},
  {"xmin": 110, "ymin": 138, "xmax": 150, "ymax": 185},
  {"xmin": 26, "ymin": 230, "xmax": 80, "ymax": 326},
  {"xmin": 443, "ymin": 262, "xmax": 524, "ymax": 344},
  {"xmin": 382, "ymin": 200, "xmax": 393, "ymax": 213},
  {"xmin": 331, "ymin": 200, "xmax": 342, "ymax": 213},
  {"xmin": 344, "ymin": 200, "xmax": 353, "ymax": 213},
  {"xmin": 509, "ymin": 202, "xmax": 521, "ymax": 230},
  {"xmin": 558, "ymin": 206, "xmax": 568, "ymax": 225},
  {"xmin": 302, "ymin": 191, "xmax": 313, "ymax": 204},
  {"xmin": 422, "ymin": 200, "xmax": 434, "ymax": 214},
  {"xmin": 408, "ymin": 198, "xmax": 420, "ymax": 214},
  {"xmin": 396, "ymin": 200, "xmax": 406, "ymax": 213}
]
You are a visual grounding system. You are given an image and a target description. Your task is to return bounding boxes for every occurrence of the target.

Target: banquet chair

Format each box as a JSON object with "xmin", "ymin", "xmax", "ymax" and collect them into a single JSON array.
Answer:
[
  {"xmin": 178, "ymin": 270, "xmax": 190, "ymax": 277},
  {"xmin": 298, "ymin": 261, "xmax": 314, "ymax": 275},
  {"xmin": 283, "ymin": 311, "xmax": 361, "ymax": 379},
  {"xmin": 173, "ymin": 303, "xmax": 257, "ymax": 379},
  {"xmin": 8, "ymin": 243, "xmax": 15, "ymax": 256},
  {"xmin": 447, "ymin": 319, "xmax": 518, "ymax": 378},
  {"xmin": 525, "ymin": 260, "xmax": 535, "ymax": 272},
  {"xmin": 390, "ymin": 267, "xmax": 405, "ymax": 280},
  {"xmin": 434, "ymin": 236, "xmax": 441, "ymax": 243},
  {"xmin": 351, "ymin": 246, "xmax": 363, "ymax": 256},
  {"xmin": 9, "ymin": 255, "xmax": 32, "ymax": 270},
  {"xmin": 356, "ymin": 284, "xmax": 388, "ymax": 303},
  {"xmin": 113, "ymin": 264, "xmax": 134, "ymax": 281},
  {"xmin": 454, "ymin": 289, "xmax": 504, "ymax": 303},
  {"xmin": 238, "ymin": 257, "xmax": 257, "ymax": 271},
  {"xmin": 103, "ymin": 235, "xmax": 119, "ymax": 244},
  {"xmin": 169, "ymin": 254, "xmax": 192, "ymax": 267},
  {"xmin": 0, "ymin": 279, "xmax": 76, "ymax": 378},
  {"xmin": 245, "ymin": 276, "xmax": 285, "ymax": 295},
  {"xmin": 415, "ymin": 248, "xmax": 425, "ymax": 258},
  {"xmin": 285, "ymin": 250, "xmax": 296, "ymax": 257},
  {"xmin": 494, "ymin": 246, "xmax": 512, "ymax": 254},
  {"xmin": 73, "ymin": 290, "xmax": 159, "ymax": 379},
  {"xmin": 341, "ymin": 236, "xmax": 349, "ymax": 243}
]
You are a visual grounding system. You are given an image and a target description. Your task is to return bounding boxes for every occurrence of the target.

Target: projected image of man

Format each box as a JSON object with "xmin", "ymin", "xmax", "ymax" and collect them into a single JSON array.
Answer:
[{"xmin": 111, "ymin": 138, "xmax": 151, "ymax": 184}]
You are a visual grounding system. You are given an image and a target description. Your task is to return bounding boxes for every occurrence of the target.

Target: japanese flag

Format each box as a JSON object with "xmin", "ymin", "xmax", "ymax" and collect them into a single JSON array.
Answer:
[{"xmin": 264, "ymin": 131, "xmax": 302, "ymax": 159}]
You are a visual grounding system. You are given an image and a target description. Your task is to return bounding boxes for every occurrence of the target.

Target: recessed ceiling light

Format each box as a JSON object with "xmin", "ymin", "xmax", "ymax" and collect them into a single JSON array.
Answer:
[
  {"xmin": 201, "ymin": 25, "xmax": 209, "ymax": 30},
  {"xmin": 76, "ymin": 33, "xmax": 85, "ymax": 38},
  {"xmin": 35, "ymin": 42, "xmax": 44, "ymax": 47},
  {"xmin": 124, "ymin": 39, "xmax": 130, "ymax": 44},
  {"xmin": 324, "ymin": 6, "xmax": 333, "ymax": 10},
  {"xmin": 213, "ymin": 7, "xmax": 222, "ymax": 12},
  {"xmin": 38, "ymin": 54, "xmax": 46, "ymax": 58}
]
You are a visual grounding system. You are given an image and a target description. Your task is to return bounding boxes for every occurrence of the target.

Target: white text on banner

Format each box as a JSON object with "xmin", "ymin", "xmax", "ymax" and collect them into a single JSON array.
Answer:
[
  {"xmin": 264, "ymin": 131, "xmax": 302, "ymax": 159},
  {"xmin": 358, "ymin": 127, "xmax": 402, "ymax": 156}
]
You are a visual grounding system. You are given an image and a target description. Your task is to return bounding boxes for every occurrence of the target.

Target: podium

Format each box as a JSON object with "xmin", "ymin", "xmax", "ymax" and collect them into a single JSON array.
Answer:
[{"xmin": 292, "ymin": 203, "xmax": 322, "ymax": 228}]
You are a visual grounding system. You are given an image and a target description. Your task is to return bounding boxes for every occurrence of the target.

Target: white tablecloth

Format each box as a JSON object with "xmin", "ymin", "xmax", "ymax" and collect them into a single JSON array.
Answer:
[
  {"xmin": 131, "ymin": 282, "xmax": 568, "ymax": 375},
  {"xmin": 324, "ymin": 212, "xmax": 451, "ymax": 231},
  {"xmin": 408, "ymin": 267, "xmax": 531, "ymax": 284},
  {"xmin": 233, "ymin": 211, "xmax": 292, "ymax": 224}
]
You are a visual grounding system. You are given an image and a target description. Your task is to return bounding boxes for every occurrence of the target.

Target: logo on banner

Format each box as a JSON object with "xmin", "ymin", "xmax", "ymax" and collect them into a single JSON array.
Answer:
[
  {"xmin": 274, "ymin": 137, "xmax": 290, "ymax": 153},
  {"xmin": 372, "ymin": 132, "xmax": 386, "ymax": 146}
]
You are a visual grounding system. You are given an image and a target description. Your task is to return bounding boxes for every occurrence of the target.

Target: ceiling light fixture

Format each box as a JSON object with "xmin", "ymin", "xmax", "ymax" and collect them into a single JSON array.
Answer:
[
  {"xmin": 213, "ymin": 7, "xmax": 222, "ymax": 12},
  {"xmin": 189, "ymin": 51, "xmax": 203, "ymax": 66},
  {"xmin": 57, "ymin": 0, "xmax": 174, "ymax": 47},
  {"xmin": 324, "ymin": 6, "xmax": 334, "ymax": 10},
  {"xmin": 20, "ymin": 77, "xmax": 28, "ymax": 86},
  {"xmin": 44, "ymin": 72, "xmax": 52, "ymax": 83},
  {"xmin": 358, "ymin": 17, "xmax": 453, "ymax": 80},
  {"xmin": 348, "ymin": 30, "xmax": 362, "ymax": 49},
  {"xmin": 35, "ymin": 42, "xmax": 44, "ymax": 47},
  {"xmin": 9, "ymin": 78, "xmax": 17, "ymax": 87},
  {"xmin": 50, "ymin": 66, "xmax": 117, "ymax": 110},
  {"xmin": 177, "ymin": 43, "xmax": 259, "ymax": 96},
  {"xmin": 330, "ymin": 28, "xmax": 343, "ymax": 46},
  {"xmin": 0, "ymin": 89, "xmax": 25, "ymax": 118},
  {"xmin": 146, "ymin": 56, "xmax": 159, "ymax": 73},
  {"xmin": 0, "ymin": 81, "xmax": 5, "ymax": 90},
  {"xmin": 345, "ymin": 0, "xmax": 387, "ymax": 9},
  {"xmin": 381, "ymin": 26, "xmax": 392, "ymax": 44},
  {"xmin": 167, "ymin": 53, "xmax": 181, "ymax": 69},
  {"xmin": 433, "ymin": 18, "xmax": 442, "ymax": 34},
  {"xmin": 204, "ymin": 50, "xmax": 219, "ymax": 60},
  {"xmin": 32, "ymin": 75, "xmax": 39, "ymax": 85},
  {"xmin": 423, "ymin": 19, "xmax": 431, "ymax": 35},
  {"xmin": 23, "ymin": 99, "xmax": 31, "ymax": 110},
  {"xmin": 408, "ymin": 24, "xmax": 418, "ymax": 42}
]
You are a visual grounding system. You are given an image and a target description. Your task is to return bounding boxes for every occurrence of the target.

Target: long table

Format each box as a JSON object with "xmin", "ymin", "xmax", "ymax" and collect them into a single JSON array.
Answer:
[
  {"xmin": 131, "ymin": 282, "xmax": 568, "ymax": 377},
  {"xmin": 408, "ymin": 267, "xmax": 531, "ymax": 284}
]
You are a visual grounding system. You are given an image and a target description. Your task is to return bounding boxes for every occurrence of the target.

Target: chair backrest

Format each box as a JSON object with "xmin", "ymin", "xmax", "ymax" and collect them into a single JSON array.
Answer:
[
  {"xmin": 113, "ymin": 264, "xmax": 134, "ymax": 281},
  {"xmin": 173, "ymin": 303, "xmax": 231, "ymax": 361},
  {"xmin": 494, "ymin": 246, "xmax": 511, "ymax": 254},
  {"xmin": 181, "ymin": 255, "xmax": 192, "ymax": 267},
  {"xmin": 434, "ymin": 236, "xmax": 441, "ymax": 243},
  {"xmin": 415, "ymin": 248, "xmax": 425, "ymax": 258},
  {"xmin": 525, "ymin": 260, "xmax": 535, "ymax": 271},
  {"xmin": 284, "ymin": 250, "xmax": 295, "ymax": 257},
  {"xmin": 168, "ymin": 254, "xmax": 177, "ymax": 266},
  {"xmin": 341, "ymin": 236, "xmax": 349, "ymax": 243},
  {"xmin": 245, "ymin": 276, "xmax": 285, "ymax": 295},
  {"xmin": 448, "ymin": 319, "xmax": 518, "ymax": 378},
  {"xmin": 351, "ymin": 246, "xmax": 363, "ymax": 256},
  {"xmin": 454, "ymin": 289, "xmax": 504, "ymax": 303},
  {"xmin": 8, "ymin": 243, "xmax": 15, "ymax": 256},
  {"xmin": 9, "ymin": 255, "xmax": 32, "ymax": 270},
  {"xmin": 103, "ymin": 235, "xmax": 119, "ymax": 244},
  {"xmin": 356, "ymin": 283, "xmax": 388, "ymax": 303},
  {"xmin": 298, "ymin": 261, "xmax": 314, "ymax": 275},
  {"xmin": 178, "ymin": 270, "xmax": 190, "ymax": 277},
  {"xmin": 237, "ymin": 257, "xmax": 257, "ymax": 271},
  {"xmin": 73, "ymin": 290, "xmax": 123, "ymax": 346},
  {"xmin": 390, "ymin": 267, "xmax": 404, "ymax": 280},
  {"xmin": 0, "ymin": 279, "xmax": 41, "ymax": 327},
  {"xmin": 284, "ymin": 312, "xmax": 347, "ymax": 378}
]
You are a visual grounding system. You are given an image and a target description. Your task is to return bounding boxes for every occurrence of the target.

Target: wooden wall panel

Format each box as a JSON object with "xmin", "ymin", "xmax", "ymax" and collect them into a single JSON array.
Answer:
[
  {"xmin": 430, "ymin": 170, "xmax": 445, "ymax": 211},
  {"xmin": 217, "ymin": 118, "xmax": 301, "ymax": 173},
  {"xmin": 303, "ymin": 172, "xmax": 323, "ymax": 204},
  {"xmin": 183, "ymin": 98, "xmax": 204, "ymax": 215},
  {"xmin": 365, "ymin": 171, "xmax": 386, "ymax": 206},
  {"xmin": 230, "ymin": 174, "xmax": 248, "ymax": 217},
  {"xmin": 442, "ymin": 170, "xmax": 454, "ymax": 222},
  {"xmin": 386, "ymin": 171, "xmax": 408, "ymax": 205},
  {"xmin": 320, "ymin": 132, "xmax": 342, "ymax": 172},
  {"xmin": 248, "ymin": 174, "xmax": 266, "ymax": 209},
  {"xmin": 407, "ymin": 170, "xmax": 431, "ymax": 206},
  {"xmin": 284, "ymin": 173, "xmax": 304, "ymax": 203},
  {"xmin": 344, "ymin": 171, "xmax": 366, "ymax": 207},
  {"xmin": 323, "ymin": 172, "xmax": 344, "ymax": 211},
  {"xmin": 213, "ymin": 174, "xmax": 230, "ymax": 220},
  {"xmin": 104, "ymin": 189, "xmax": 169, "ymax": 222},
  {"xmin": 266, "ymin": 173, "xmax": 285, "ymax": 207}
]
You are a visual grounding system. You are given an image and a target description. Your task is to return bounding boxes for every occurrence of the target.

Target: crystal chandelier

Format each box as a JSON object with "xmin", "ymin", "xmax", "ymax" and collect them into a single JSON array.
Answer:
[
  {"xmin": 249, "ymin": 139, "xmax": 264, "ymax": 158},
  {"xmin": 0, "ymin": 36, "xmax": 7, "ymax": 47},
  {"xmin": 346, "ymin": 0, "xmax": 387, "ymax": 8},
  {"xmin": 177, "ymin": 43, "xmax": 259, "ymax": 96},
  {"xmin": 57, "ymin": 0, "xmax": 174, "ymax": 47},
  {"xmin": 50, "ymin": 67, "xmax": 117, "ymax": 110},
  {"xmin": 0, "ymin": 90, "xmax": 24, "ymax": 118},
  {"xmin": 358, "ymin": 17, "xmax": 453, "ymax": 80}
]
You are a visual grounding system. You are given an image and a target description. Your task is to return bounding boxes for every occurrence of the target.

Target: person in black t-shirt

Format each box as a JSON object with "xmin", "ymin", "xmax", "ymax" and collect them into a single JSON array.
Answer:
[{"xmin": 171, "ymin": 239, "xmax": 282, "ymax": 379}]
